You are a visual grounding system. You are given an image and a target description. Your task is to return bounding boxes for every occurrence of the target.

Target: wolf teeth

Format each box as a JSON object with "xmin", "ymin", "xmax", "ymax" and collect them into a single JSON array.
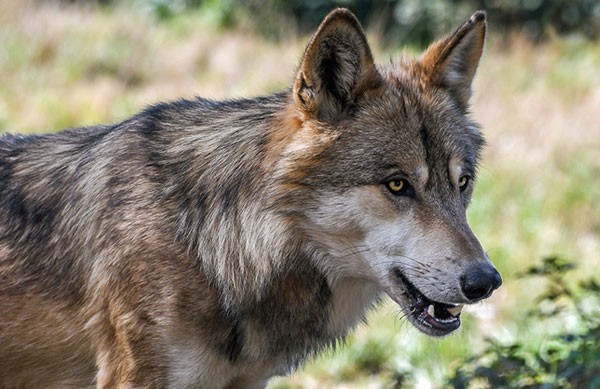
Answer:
[
  {"xmin": 427, "ymin": 304, "xmax": 435, "ymax": 317},
  {"xmin": 446, "ymin": 305, "xmax": 464, "ymax": 317},
  {"xmin": 438, "ymin": 317, "xmax": 457, "ymax": 323}
]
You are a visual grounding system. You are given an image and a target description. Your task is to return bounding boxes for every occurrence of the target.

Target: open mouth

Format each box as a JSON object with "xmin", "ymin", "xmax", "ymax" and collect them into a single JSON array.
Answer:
[{"xmin": 393, "ymin": 268, "xmax": 463, "ymax": 337}]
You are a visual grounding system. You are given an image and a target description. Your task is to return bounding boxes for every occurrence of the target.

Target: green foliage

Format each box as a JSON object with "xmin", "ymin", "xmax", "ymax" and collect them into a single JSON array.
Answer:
[
  {"xmin": 145, "ymin": 0, "xmax": 236, "ymax": 26},
  {"xmin": 447, "ymin": 256, "xmax": 600, "ymax": 388},
  {"xmin": 331, "ymin": 337, "xmax": 414, "ymax": 386}
]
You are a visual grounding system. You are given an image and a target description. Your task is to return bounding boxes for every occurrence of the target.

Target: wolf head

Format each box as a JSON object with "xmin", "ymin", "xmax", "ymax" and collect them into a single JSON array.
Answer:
[{"xmin": 278, "ymin": 9, "xmax": 501, "ymax": 336}]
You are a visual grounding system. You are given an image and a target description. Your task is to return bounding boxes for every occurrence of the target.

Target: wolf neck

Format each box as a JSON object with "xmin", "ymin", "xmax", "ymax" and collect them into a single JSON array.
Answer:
[
  {"xmin": 154, "ymin": 93, "xmax": 379, "ymax": 348},
  {"xmin": 152, "ymin": 93, "xmax": 324, "ymax": 306},
  {"xmin": 149, "ymin": 93, "xmax": 291, "ymax": 307}
]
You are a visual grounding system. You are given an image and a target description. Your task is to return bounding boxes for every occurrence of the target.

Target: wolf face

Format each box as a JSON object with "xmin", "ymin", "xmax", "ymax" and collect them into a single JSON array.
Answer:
[{"xmin": 282, "ymin": 10, "xmax": 501, "ymax": 337}]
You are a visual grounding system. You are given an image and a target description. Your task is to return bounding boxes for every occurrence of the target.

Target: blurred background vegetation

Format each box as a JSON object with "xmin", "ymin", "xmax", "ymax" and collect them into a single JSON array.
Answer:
[
  {"xmin": 121, "ymin": 0, "xmax": 600, "ymax": 42},
  {"xmin": 61, "ymin": 0, "xmax": 600, "ymax": 44},
  {"xmin": 1, "ymin": 0, "xmax": 599, "ymax": 387}
]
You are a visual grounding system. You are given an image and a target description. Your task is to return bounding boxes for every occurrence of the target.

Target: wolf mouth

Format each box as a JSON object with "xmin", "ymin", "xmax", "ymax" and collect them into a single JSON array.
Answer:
[{"xmin": 392, "ymin": 268, "xmax": 463, "ymax": 337}]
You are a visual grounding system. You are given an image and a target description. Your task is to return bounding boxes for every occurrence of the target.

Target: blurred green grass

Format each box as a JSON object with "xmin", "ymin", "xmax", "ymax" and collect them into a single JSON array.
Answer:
[{"xmin": 1, "ymin": 1, "xmax": 598, "ymax": 388}]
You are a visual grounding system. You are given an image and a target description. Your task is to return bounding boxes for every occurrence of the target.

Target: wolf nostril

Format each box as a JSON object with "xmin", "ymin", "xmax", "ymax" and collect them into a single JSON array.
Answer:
[
  {"xmin": 461, "ymin": 280, "xmax": 491, "ymax": 301},
  {"xmin": 461, "ymin": 264, "xmax": 502, "ymax": 302}
]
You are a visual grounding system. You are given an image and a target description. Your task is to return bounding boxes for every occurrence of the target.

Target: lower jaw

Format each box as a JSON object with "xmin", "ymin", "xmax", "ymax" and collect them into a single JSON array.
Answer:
[
  {"xmin": 409, "ymin": 313, "xmax": 461, "ymax": 337},
  {"xmin": 389, "ymin": 271, "xmax": 462, "ymax": 336}
]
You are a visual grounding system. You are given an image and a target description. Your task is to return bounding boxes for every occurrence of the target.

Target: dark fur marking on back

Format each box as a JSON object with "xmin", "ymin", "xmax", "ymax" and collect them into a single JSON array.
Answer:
[{"xmin": 0, "ymin": 145, "xmax": 58, "ymax": 249}]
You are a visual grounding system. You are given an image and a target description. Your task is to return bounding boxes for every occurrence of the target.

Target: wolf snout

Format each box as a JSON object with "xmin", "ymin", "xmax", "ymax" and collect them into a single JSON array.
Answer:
[{"xmin": 460, "ymin": 264, "xmax": 502, "ymax": 302}]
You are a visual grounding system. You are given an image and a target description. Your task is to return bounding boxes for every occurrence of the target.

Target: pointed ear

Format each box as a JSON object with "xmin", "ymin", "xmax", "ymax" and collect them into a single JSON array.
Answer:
[
  {"xmin": 419, "ymin": 11, "xmax": 486, "ymax": 109},
  {"xmin": 293, "ymin": 8, "xmax": 382, "ymax": 121}
]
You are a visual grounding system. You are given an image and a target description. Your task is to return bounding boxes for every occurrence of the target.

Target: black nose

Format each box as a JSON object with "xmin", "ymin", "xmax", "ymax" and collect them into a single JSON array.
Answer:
[{"xmin": 460, "ymin": 264, "xmax": 502, "ymax": 302}]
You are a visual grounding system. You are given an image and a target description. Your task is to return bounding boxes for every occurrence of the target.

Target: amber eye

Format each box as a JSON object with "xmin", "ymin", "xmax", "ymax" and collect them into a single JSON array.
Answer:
[
  {"xmin": 386, "ymin": 179, "xmax": 412, "ymax": 196},
  {"xmin": 388, "ymin": 179, "xmax": 404, "ymax": 192},
  {"xmin": 458, "ymin": 175, "xmax": 471, "ymax": 191}
]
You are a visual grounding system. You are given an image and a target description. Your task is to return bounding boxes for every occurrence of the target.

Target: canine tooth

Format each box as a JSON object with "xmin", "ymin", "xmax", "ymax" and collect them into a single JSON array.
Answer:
[
  {"xmin": 447, "ymin": 305, "xmax": 464, "ymax": 317},
  {"xmin": 427, "ymin": 304, "xmax": 435, "ymax": 317}
]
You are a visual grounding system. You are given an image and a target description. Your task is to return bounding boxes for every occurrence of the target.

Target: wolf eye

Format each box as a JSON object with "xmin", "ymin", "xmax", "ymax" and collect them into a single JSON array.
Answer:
[
  {"xmin": 458, "ymin": 175, "xmax": 471, "ymax": 191},
  {"xmin": 386, "ymin": 179, "xmax": 412, "ymax": 196}
]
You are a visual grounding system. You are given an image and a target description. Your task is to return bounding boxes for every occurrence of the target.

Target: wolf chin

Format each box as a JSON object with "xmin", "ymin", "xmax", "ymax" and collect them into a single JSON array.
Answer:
[{"xmin": 0, "ymin": 8, "xmax": 501, "ymax": 388}]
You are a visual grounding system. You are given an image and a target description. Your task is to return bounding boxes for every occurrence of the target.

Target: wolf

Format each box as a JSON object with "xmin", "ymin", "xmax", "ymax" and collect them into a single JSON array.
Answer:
[{"xmin": 0, "ymin": 8, "xmax": 501, "ymax": 388}]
